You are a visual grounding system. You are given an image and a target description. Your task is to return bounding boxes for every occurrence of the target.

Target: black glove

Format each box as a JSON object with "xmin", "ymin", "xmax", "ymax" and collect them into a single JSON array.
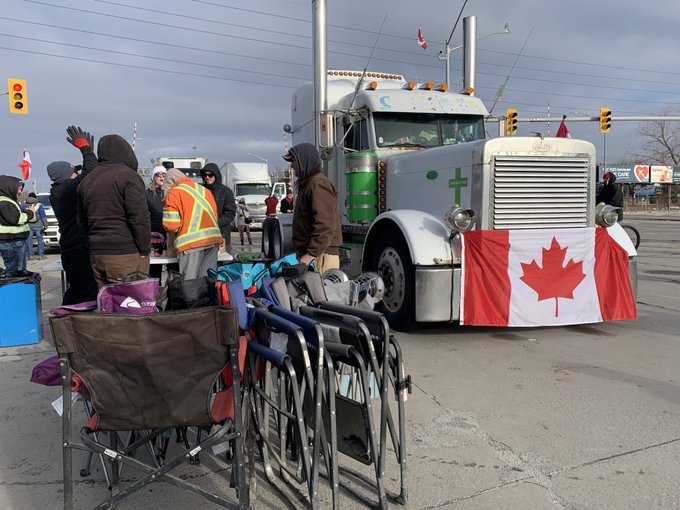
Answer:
[{"xmin": 66, "ymin": 125, "xmax": 94, "ymax": 149}]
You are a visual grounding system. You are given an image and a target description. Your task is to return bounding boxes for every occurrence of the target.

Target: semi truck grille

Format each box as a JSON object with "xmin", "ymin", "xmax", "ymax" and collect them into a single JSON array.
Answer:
[{"xmin": 492, "ymin": 156, "xmax": 590, "ymax": 230}]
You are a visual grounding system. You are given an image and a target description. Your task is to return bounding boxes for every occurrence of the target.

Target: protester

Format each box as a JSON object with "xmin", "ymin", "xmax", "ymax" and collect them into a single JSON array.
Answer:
[
  {"xmin": 145, "ymin": 164, "xmax": 167, "ymax": 279},
  {"xmin": 200, "ymin": 163, "xmax": 236, "ymax": 253},
  {"xmin": 0, "ymin": 176, "xmax": 35, "ymax": 277},
  {"xmin": 235, "ymin": 198, "xmax": 253, "ymax": 245},
  {"xmin": 163, "ymin": 168, "xmax": 222, "ymax": 280},
  {"xmin": 265, "ymin": 193, "xmax": 279, "ymax": 217},
  {"xmin": 280, "ymin": 190, "xmax": 294, "ymax": 213},
  {"xmin": 596, "ymin": 171, "xmax": 624, "ymax": 221},
  {"xmin": 24, "ymin": 192, "xmax": 47, "ymax": 261},
  {"xmin": 78, "ymin": 134, "xmax": 150, "ymax": 288},
  {"xmin": 282, "ymin": 143, "xmax": 342, "ymax": 274}
]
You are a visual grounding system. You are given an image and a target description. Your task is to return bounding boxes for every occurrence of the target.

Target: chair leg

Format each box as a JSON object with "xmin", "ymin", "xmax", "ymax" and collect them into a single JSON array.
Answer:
[{"xmin": 109, "ymin": 432, "xmax": 120, "ymax": 494}]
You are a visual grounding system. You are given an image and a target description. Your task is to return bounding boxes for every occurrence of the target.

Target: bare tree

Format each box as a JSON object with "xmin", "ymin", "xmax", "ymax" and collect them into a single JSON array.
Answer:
[{"xmin": 630, "ymin": 110, "xmax": 680, "ymax": 165}]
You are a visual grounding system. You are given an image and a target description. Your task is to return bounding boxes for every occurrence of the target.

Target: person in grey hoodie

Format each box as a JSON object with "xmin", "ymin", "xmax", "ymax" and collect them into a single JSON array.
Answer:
[{"xmin": 77, "ymin": 134, "xmax": 151, "ymax": 288}]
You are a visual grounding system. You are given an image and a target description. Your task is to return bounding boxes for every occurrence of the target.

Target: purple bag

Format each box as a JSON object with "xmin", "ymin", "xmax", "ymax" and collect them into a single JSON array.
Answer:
[
  {"xmin": 97, "ymin": 278, "xmax": 159, "ymax": 315},
  {"xmin": 50, "ymin": 301, "xmax": 98, "ymax": 316},
  {"xmin": 30, "ymin": 355, "xmax": 61, "ymax": 386}
]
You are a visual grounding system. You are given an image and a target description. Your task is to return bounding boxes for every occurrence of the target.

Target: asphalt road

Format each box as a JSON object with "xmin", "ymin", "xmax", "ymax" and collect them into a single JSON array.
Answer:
[{"xmin": 0, "ymin": 219, "xmax": 678, "ymax": 510}]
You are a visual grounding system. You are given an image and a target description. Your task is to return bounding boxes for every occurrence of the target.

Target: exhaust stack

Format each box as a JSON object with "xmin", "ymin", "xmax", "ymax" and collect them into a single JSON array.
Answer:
[
  {"xmin": 312, "ymin": 0, "xmax": 328, "ymax": 154},
  {"xmin": 463, "ymin": 16, "xmax": 477, "ymax": 96}
]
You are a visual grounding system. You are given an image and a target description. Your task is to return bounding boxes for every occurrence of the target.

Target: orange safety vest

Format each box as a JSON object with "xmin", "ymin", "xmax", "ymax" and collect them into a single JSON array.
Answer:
[{"xmin": 162, "ymin": 177, "xmax": 222, "ymax": 253}]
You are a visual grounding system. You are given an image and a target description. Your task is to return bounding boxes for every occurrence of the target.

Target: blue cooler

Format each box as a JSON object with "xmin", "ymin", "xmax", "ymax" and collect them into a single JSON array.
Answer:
[{"xmin": 0, "ymin": 274, "xmax": 42, "ymax": 347}]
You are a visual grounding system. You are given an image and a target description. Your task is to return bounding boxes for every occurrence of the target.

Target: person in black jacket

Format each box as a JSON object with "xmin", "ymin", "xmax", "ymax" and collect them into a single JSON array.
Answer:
[
  {"xmin": 200, "ymin": 163, "xmax": 236, "ymax": 253},
  {"xmin": 48, "ymin": 126, "xmax": 99, "ymax": 304},
  {"xmin": 78, "ymin": 134, "xmax": 151, "ymax": 288},
  {"xmin": 596, "ymin": 171, "xmax": 624, "ymax": 221},
  {"xmin": 0, "ymin": 176, "xmax": 35, "ymax": 277}
]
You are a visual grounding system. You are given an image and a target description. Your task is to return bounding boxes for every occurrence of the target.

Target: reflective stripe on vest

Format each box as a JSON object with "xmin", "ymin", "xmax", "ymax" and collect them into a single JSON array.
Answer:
[
  {"xmin": 0, "ymin": 196, "xmax": 30, "ymax": 235},
  {"xmin": 174, "ymin": 184, "xmax": 220, "ymax": 250}
]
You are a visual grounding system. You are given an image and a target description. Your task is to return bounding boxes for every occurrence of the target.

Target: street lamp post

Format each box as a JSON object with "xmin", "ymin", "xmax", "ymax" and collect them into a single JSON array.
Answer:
[{"xmin": 438, "ymin": 22, "xmax": 509, "ymax": 88}]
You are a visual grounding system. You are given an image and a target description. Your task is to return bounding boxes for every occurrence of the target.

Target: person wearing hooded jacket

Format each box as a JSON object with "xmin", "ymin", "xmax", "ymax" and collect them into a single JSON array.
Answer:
[
  {"xmin": 596, "ymin": 171, "xmax": 624, "ymax": 221},
  {"xmin": 77, "ymin": 134, "xmax": 151, "ymax": 288},
  {"xmin": 48, "ymin": 126, "xmax": 99, "ymax": 304},
  {"xmin": 200, "ymin": 163, "xmax": 236, "ymax": 253},
  {"xmin": 0, "ymin": 176, "xmax": 35, "ymax": 277},
  {"xmin": 282, "ymin": 142, "xmax": 342, "ymax": 275}
]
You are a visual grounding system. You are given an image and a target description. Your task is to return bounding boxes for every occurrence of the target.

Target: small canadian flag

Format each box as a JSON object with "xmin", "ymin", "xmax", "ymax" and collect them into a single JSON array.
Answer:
[
  {"xmin": 417, "ymin": 27, "xmax": 427, "ymax": 49},
  {"xmin": 18, "ymin": 149, "xmax": 31, "ymax": 181}
]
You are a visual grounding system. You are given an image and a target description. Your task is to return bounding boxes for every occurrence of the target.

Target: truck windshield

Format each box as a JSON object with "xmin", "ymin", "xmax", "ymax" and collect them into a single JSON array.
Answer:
[
  {"xmin": 374, "ymin": 112, "xmax": 485, "ymax": 148},
  {"xmin": 235, "ymin": 183, "xmax": 272, "ymax": 196}
]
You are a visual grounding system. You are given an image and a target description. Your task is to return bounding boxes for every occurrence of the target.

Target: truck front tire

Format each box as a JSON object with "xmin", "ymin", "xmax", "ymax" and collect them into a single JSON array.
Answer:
[{"xmin": 372, "ymin": 229, "xmax": 416, "ymax": 331}]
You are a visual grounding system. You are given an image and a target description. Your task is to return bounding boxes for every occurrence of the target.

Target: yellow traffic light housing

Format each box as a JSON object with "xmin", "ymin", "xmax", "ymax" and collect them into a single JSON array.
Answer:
[
  {"xmin": 599, "ymin": 107, "xmax": 611, "ymax": 133},
  {"xmin": 7, "ymin": 78, "xmax": 27, "ymax": 114},
  {"xmin": 505, "ymin": 108, "xmax": 518, "ymax": 136}
]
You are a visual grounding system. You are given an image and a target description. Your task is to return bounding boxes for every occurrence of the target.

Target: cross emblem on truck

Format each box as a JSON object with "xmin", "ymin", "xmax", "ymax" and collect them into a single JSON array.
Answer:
[{"xmin": 448, "ymin": 167, "xmax": 468, "ymax": 205}]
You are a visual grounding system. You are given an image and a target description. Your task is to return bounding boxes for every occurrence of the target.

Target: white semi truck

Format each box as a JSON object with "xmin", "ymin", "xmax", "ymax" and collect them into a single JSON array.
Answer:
[
  {"xmin": 278, "ymin": 8, "xmax": 637, "ymax": 330},
  {"xmin": 219, "ymin": 162, "xmax": 286, "ymax": 227}
]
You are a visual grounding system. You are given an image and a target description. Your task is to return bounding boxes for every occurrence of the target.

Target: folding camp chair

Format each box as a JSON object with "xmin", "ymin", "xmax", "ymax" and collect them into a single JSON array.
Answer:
[
  {"xmin": 245, "ymin": 307, "xmax": 324, "ymax": 509},
  {"xmin": 50, "ymin": 306, "xmax": 248, "ymax": 510},
  {"xmin": 268, "ymin": 304, "xmax": 340, "ymax": 509},
  {"xmin": 302, "ymin": 302, "xmax": 410, "ymax": 506}
]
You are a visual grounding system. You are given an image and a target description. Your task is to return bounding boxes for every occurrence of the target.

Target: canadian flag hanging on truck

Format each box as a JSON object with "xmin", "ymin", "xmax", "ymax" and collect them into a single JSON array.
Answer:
[{"xmin": 460, "ymin": 227, "xmax": 636, "ymax": 327}]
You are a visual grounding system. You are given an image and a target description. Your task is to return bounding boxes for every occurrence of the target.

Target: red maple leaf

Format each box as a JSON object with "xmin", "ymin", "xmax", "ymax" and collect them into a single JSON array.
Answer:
[{"xmin": 519, "ymin": 237, "xmax": 586, "ymax": 317}]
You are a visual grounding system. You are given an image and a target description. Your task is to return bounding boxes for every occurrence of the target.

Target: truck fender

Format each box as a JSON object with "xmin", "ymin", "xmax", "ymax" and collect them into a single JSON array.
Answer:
[
  {"xmin": 362, "ymin": 209, "xmax": 452, "ymax": 268},
  {"xmin": 606, "ymin": 223, "xmax": 637, "ymax": 257}
]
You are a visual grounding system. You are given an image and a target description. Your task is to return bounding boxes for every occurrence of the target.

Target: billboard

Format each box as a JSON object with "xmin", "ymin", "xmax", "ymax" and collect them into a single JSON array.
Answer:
[
  {"xmin": 650, "ymin": 165, "xmax": 673, "ymax": 183},
  {"xmin": 599, "ymin": 165, "xmax": 650, "ymax": 183},
  {"xmin": 674, "ymin": 167, "xmax": 680, "ymax": 183}
]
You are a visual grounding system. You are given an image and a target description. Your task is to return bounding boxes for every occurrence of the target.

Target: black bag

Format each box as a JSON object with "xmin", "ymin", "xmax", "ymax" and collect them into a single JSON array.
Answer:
[
  {"xmin": 244, "ymin": 215, "xmax": 253, "ymax": 225},
  {"xmin": 165, "ymin": 271, "xmax": 217, "ymax": 311}
]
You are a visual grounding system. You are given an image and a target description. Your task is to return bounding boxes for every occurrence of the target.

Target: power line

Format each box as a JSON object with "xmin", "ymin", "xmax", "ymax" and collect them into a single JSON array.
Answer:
[
  {"xmin": 0, "ymin": 32, "xmax": 306, "ymax": 81},
  {"xmin": 0, "ymin": 45, "xmax": 302, "ymax": 88},
  {"xmin": 20, "ymin": 1, "xmax": 680, "ymax": 89}
]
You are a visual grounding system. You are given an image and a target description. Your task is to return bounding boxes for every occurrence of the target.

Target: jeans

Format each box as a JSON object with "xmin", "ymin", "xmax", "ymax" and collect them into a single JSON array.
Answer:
[
  {"xmin": 26, "ymin": 226, "xmax": 44, "ymax": 258},
  {"xmin": 0, "ymin": 240, "xmax": 26, "ymax": 276}
]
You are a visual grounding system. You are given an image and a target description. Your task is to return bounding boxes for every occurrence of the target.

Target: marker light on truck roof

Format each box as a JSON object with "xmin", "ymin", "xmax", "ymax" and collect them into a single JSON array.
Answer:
[
  {"xmin": 368, "ymin": 81, "xmax": 378, "ymax": 90},
  {"xmin": 403, "ymin": 81, "xmax": 416, "ymax": 90},
  {"xmin": 419, "ymin": 81, "xmax": 434, "ymax": 90},
  {"xmin": 436, "ymin": 83, "xmax": 449, "ymax": 92}
]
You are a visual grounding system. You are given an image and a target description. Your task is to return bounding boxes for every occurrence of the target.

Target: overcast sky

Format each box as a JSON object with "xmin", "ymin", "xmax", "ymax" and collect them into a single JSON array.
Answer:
[{"xmin": 3, "ymin": 0, "xmax": 680, "ymax": 191}]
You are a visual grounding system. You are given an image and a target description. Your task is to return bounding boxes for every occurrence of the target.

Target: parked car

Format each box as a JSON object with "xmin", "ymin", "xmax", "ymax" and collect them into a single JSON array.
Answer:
[{"xmin": 36, "ymin": 193, "xmax": 60, "ymax": 250}]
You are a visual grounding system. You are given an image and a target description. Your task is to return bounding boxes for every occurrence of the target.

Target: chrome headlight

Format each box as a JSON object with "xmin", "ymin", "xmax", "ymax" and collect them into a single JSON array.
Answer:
[
  {"xmin": 595, "ymin": 203, "xmax": 620, "ymax": 227},
  {"xmin": 444, "ymin": 207, "xmax": 475, "ymax": 233}
]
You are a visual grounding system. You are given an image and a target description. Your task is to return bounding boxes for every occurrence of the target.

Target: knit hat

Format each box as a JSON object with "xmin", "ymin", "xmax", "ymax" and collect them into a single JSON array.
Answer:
[
  {"xmin": 47, "ymin": 161, "xmax": 74, "ymax": 184},
  {"xmin": 151, "ymin": 166, "xmax": 166, "ymax": 178}
]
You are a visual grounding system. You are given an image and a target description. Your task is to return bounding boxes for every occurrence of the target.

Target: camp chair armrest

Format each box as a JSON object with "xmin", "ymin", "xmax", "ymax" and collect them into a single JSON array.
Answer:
[{"xmin": 248, "ymin": 340, "xmax": 289, "ymax": 366}]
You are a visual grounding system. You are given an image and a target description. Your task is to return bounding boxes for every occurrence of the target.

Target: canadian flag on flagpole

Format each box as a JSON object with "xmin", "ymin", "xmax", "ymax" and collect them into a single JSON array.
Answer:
[
  {"xmin": 417, "ymin": 27, "xmax": 428, "ymax": 49},
  {"xmin": 556, "ymin": 115, "xmax": 570, "ymax": 138},
  {"xmin": 18, "ymin": 149, "xmax": 32, "ymax": 181},
  {"xmin": 460, "ymin": 227, "xmax": 636, "ymax": 327}
]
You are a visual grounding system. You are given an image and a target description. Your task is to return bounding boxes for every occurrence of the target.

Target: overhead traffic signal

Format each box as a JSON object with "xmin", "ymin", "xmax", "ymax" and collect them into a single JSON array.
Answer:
[
  {"xmin": 7, "ymin": 78, "xmax": 27, "ymax": 114},
  {"xmin": 505, "ymin": 108, "xmax": 518, "ymax": 136},
  {"xmin": 599, "ymin": 107, "xmax": 611, "ymax": 133}
]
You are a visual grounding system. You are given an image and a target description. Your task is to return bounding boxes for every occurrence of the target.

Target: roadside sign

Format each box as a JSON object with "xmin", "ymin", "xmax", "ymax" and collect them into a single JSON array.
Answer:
[
  {"xmin": 674, "ymin": 167, "xmax": 680, "ymax": 183},
  {"xmin": 650, "ymin": 165, "xmax": 673, "ymax": 183},
  {"xmin": 599, "ymin": 165, "xmax": 650, "ymax": 183}
]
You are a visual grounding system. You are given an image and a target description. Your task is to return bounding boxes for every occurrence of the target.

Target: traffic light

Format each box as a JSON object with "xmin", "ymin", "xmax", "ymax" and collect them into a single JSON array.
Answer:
[
  {"xmin": 505, "ymin": 108, "xmax": 518, "ymax": 136},
  {"xmin": 599, "ymin": 107, "xmax": 611, "ymax": 133},
  {"xmin": 7, "ymin": 78, "xmax": 27, "ymax": 114}
]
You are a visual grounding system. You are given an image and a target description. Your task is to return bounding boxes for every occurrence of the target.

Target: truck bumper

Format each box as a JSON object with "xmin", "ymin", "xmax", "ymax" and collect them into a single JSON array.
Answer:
[{"xmin": 415, "ymin": 266, "xmax": 461, "ymax": 322}]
